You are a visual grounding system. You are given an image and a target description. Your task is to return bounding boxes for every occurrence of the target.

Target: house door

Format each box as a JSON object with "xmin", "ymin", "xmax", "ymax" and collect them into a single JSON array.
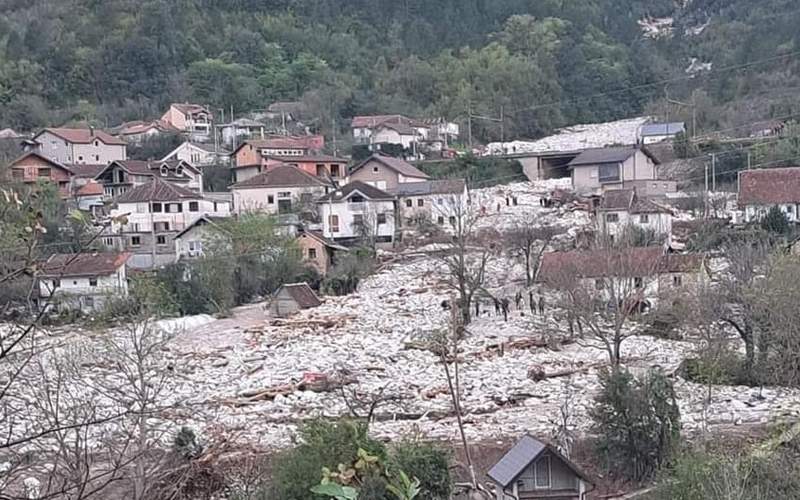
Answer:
[{"xmin": 278, "ymin": 199, "xmax": 292, "ymax": 214}]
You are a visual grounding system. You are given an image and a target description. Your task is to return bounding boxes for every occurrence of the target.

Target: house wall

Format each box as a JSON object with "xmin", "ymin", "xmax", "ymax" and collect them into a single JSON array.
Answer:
[
  {"xmin": 38, "ymin": 266, "xmax": 128, "ymax": 314},
  {"xmin": 169, "ymin": 143, "xmax": 227, "ymax": 167},
  {"xmin": 8, "ymin": 155, "xmax": 71, "ymax": 196},
  {"xmin": 282, "ymin": 159, "xmax": 346, "ymax": 179},
  {"xmin": 319, "ymin": 199, "xmax": 395, "ymax": 242},
  {"xmin": 398, "ymin": 192, "xmax": 467, "ymax": 228},
  {"xmin": 232, "ymin": 165, "xmax": 262, "ymax": 184},
  {"xmin": 234, "ymin": 143, "xmax": 261, "ymax": 167},
  {"xmin": 515, "ymin": 453, "xmax": 580, "ymax": 492},
  {"xmin": 175, "ymin": 224, "xmax": 217, "ymax": 259},
  {"xmin": 162, "ymin": 106, "xmax": 188, "ymax": 131},
  {"xmin": 373, "ymin": 128, "xmax": 416, "ymax": 149},
  {"xmin": 232, "ymin": 185, "xmax": 327, "ymax": 214},
  {"xmin": 598, "ymin": 211, "xmax": 672, "ymax": 240},
  {"xmin": 296, "ymin": 234, "xmax": 330, "ymax": 276},
  {"xmin": 72, "ymin": 142, "xmax": 127, "ymax": 165},
  {"xmin": 572, "ymin": 151, "xmax": 657, "ymax": 193},
  {"xmin": 348, "ymin": 159, "xmax": 401, "ymax": 191},
  {"xmin": 35, "ymin": 131, "xmax": 74, "ymax": 164},
  {"xmin": 744, "ymin": 203, "xmax": 800, "ymax": 223}
]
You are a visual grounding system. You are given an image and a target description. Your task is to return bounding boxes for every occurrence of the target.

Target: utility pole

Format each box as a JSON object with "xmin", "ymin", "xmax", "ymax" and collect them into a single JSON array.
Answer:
[
  {"xmin": 500, "ymin": 106, "xmax": 505, "ymax": 144},
  {"xmin": 467, "ymin": 106, "xmax": 473, "ymax": 153},
  {"xmin": 332, "ymin": 118, "xmax": 337, "ymax": 157},
  {"xmin": 704, "ymin": 161, "xmax": 709, "ymax": 218},
  {"xmin": 711, "ymin": 153, "xmax": 717, "ymax": 192},
  {"xmin": 747, "ymin": 151, "xmax": 752, "ymax": 170},
  {"xmin": 667, "ymin": 94, "xmax": 697, "ymax": 139}
]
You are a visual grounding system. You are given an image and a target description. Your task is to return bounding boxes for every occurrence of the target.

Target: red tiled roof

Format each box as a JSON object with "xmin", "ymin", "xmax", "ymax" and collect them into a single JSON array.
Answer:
[
  {"xmin": 39, "ymin": 252, "xmax": 131, "ymax": 277},
  {"xmin": 349, "ymin": 154, "xmax": 430, "ymax": 179},
  {"xmin": 738, "ymin": 167, "xmax": 800, "ymax": 205},
  {"xmin": 231, "ymin": 164, "xmax": 328, "ymax": 189},
  {"xmin": 38, "ymin": 127, "xmax": 127, "ymax": 146},
  {"xmin": 350, "ymin": 114, "xmax": 428, "ymax": 129},
  {"xmin": 75, "ymin": 181, "xmax": 103, "ymax": 196},
  {"xmin": 268, "ymin": 154, "xmax": 347, "ymax": 163},
  {"xmin": 600, "ymin": 189, "xmax": 635, "ymax": 210},
  {"xmin": 172, "ymin": 103, "xmax": 211, "ymax": 117},
  {"xmin": 7, "ymin": 151, "xmax": 70, "ymax": 173},
  {"xmin": 110, "ymin": 120, "xmax": 178, "ymax": 136},
  {"xmin": 536, "ymin": 247, "xmax": 703, "ymax": 283},
  {"xmin": 115, "ymin": 177, "xmax": 201, "ymax": 203},
  {"xmin": 67, "ymin": 163, "xmax": 106, "ymax": 179}
]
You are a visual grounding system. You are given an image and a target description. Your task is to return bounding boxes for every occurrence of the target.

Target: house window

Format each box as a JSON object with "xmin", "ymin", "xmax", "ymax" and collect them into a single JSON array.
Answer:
[
  {"xmin": 152, "ymin": 203, "xmax": 163, "ymax": 213},
  {"xmin": 94, "ymin": 140, "xmax": 100, "ymax": 147},
  {"xmin": 102, "ymin": 237, "xmax": 114, "ymax": 247},
  {"xmin": 353, "ymin": 214, "xmax": 364, "ymax": 225},
  {"xmin": 405, "ymin": 199, "xmax": 413, "ymax": 208},
  {"xmin": 634, "ymin": 277, "xmax": 644, "ymax": 288},
  {"xmin": 329, "ymin": 215, "xmax": 339, "ymax": 233},
  {"xmin": 316, "ymin": 164, "xmax": 326, "ymax": 176},
  {"xmin": 89, "ymin": 278, "xmax": 98, "ymax": 287},
  {"xmin": 331, "ymin": 165, "xmax": 341, "ymax": 177},
  {"xmin": 417, "ymin": 199, "xmax": 424, "ymax": 207},
  {"xmin": 189, "ymin": 201, "xmax": 199, "ymax": 212},
  {"xmin": 309, "ymin": 248, "xmax": 317, "ymax": 259},
  {"xmin": 154, "ymin": 222, "xmax": 170, "ymax": 232},
  {"xmin": 377, "ymin": 213, "xmax": 387, "ymax": 225},
  {"xmin": 595, "ymin": 279, "xmax": 605, "ymax": 290},
  {"xmin": 78, "ymin": 155, "xmax": 84, "ymax": 162},
  {"xmin": 157, "ymin": 235, "xmax": 167, "ymax": 245},
  {"xmin": 606, "ymin": 213, "xmax": 619, "ymax": 223},
  {"xmin": 598, "ymin": 164, "xmax": 620, "ymax": 183},
  {"xmin": 449, "ymin": 216, "xmax": 456, "ymax": 226},
  {"xmin": 51, "ymin": 140, "xmax": 57, "ymax": 149},
  {"xmin": 53, "ymin": 279, "xmax": 61, "ymax": 288},
  {"xmin": 639, "ymin": 214, "xmax": 650, "ymax": 223},
  {"xmin": 534, "ymin": 456, "xmax": 551, "ymax": 489},
  {"xmin": 372, "ymin": 165, "xmax": 379, "ymax": 173},
  {"xmin": 37, "ymin": 168, "xmax": 51, "ymax": 178},
  {"xmin": 130, "ymin": 236, "xmax": 141, "ymax": 247},
  {"xmin": 268, "ymin": 195, "xmax": 275, "ymax": 204},
  {"xmin": 278, "ymin": 191, "xmax": 291, "ymax": 198},
  {"xmin": 94, "ymin": 155, "xmax": 100, "ymax": 162},
  {"xmin": 673, "ymin": 275, "xmax": 683, "ymax": 286},
  {"xmin": 213, "ymin": 202, "xmax": 219, "ymax": 212},
  {"xmin": 83, "ymin": 296, "xmax": 95, "ymax": 308},
  {"xmin": 168, "ymin": 203, "xmax": 182, "ymax": 213},
  {"xmin": 437, "ymin": 216, "xmax": 444, "ymax": 225}
]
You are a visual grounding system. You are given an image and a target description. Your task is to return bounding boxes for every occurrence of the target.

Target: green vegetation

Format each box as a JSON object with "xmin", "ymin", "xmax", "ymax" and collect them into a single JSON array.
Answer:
[{"xmin": 421, "ymin": 155, "xmax": 523, "ymax": 185}]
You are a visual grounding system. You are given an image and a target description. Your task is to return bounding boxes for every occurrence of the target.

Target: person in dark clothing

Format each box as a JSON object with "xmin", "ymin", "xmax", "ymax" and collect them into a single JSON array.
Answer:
[
  {"xmin": 538, "ymin": 295, "xmax": 545, "ymax": 315},
  {"xmin": 501, "ymin": 298, "xmax": 510, "ymax": 322},
  {"xmin": 475, "ymin": 300, "xmax": 480, "ymax": 318},
  {"xmin": 514, "ymin": 291, "xmax": 522, "ymax": 309},
  {"xmin": 494, "ymin": 298, "xmax": 501, "ymax": 315},
  {"xmin": 529, "ymin": 290, "xmax": 535, "ymax": 314}
]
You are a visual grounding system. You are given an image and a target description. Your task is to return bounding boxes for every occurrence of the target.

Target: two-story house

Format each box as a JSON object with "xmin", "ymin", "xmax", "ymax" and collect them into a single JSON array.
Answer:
[
  {"xmin": 488, "ymin": 435, "xmax": 593, "ymax": 500},
  {"xmin": 109, "ymin": 120, "xmax": 178, "ymax": 143},
  {"xmin": 161, "ymin": 103, "xmax": 213, "ymax": 139},
  {"xmin": 5, "ymin": 152, "xmax": 72, "ymax": 197},
  {"xmin": 218, "ymin": 118, "xmax": 266, "ymax": 149},
  {"xmin": 346, "ymin": 154, "xmax": 430, "ymax": 193},
  {"xmin": 95, "ymin": 159, "xmax": 203, "ymax": 199},
  {"xmin": 568, "ymin": 146, "xmax": 661, "ymax": 195},
  {"xmin": 33, "ymin": 128, "xmax": 127, "ymax": 165},
  {"xmin": 108, "ymin": 178, "xmax": 231, "ymax": 268},
  {"xmin": 162, "ymin": 141, "xmax": 231, "ymax": 167},
  {"xmin": 396, "ymin": 179, "xmax": 468, "ymax": 228},
  {"xmin": 295, "ymin": 230, "xmax": 348, "ymax": 277},
  {"xmin": 738, "ymin": 167, "xmax": 800, "ymax": 223},
  {"xmin": 37, "ymin": 251, "xmax": 131, "ymax": 314},
  {"xmin": 230, "ymin": 136, "xmax": 325, "ymax": 183},
  {"xmin": 351, "ymin": 115, "xmax": 429, "ymax": 144},
  {"xmin": 318, "ymin": 181, "xmax": 396, "ymax": 245},
  {"xmin": 173, "ymin": 215, "xmax": 230, "ymax": 260},
  {"xmin": 231, "ymin": 164, "xmax": 330, "ymax": 215},
  {"xmin": 597, "ymin": 188, "xmax": 672, "ymax": 244}
]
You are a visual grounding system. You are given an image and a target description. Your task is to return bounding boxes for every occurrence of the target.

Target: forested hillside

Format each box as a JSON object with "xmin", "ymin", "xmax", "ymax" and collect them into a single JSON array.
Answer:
[{"xmin": 0, "ymin": 0, "xmax": 798, "ymax": 142}]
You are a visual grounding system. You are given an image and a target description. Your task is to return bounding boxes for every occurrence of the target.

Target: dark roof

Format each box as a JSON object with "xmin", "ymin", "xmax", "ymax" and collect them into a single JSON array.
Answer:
[
  {"xmin": 396, "ymin": 179, "xmax": 466, "ymax": 196},
  {"xmin": 630, "ymin": 198, "xmax": 671, "ymax": 214},
  {"xmin": 67, "ymin": 163, "xmax": 106, "ymax": 179},
  {"xmin": 231, "ymin": 164, "xmax": 328, "ymax": 189},
  {"xmin": 567, "ymin": 146, "xmax": 659, "ymax": 167},
  {"xmin": 536, "ymin": 247, "xmax": 704, "ymax": 283},
  {"xmin": 279, "ymin": 283, "xmax": 322, "ymax": 309},
  {"xmin": 37, "ymin": 127, "xmax": 127, "ymax": 146},
  {"xmin": 99, "ymin": 159, "xmax": 200, "ymax": 180},
  {"xmin": 641, "ymin": 122, "xmax": 685, "ymax": 136},
  {"xmin": 600, "ymin": 189, "xmax": 635, "ymax": 210},
  {"xmin": 349, "ymin": 154, "xmax": 430, "ymax": 179},
  {"xmin": 39, "ymin": 252, "xmax": 131, "ymax": 278},
  {"xmin": 109, "ymin": 120, "xmax": 178, "ymax": 136},
  {"xmin": 115, "ymin": 177, "xmax": 201, "ymax": 203},
  {"xmin": 173, "ymin": 215, "xmax": 229, "ymax": 239},
  {"xmin": 318, "ymin": 181, "xmax": 394, "ymax": 202},
  {"xmin": 738, "ymin": 167, "xmax": 800, "ymax": 205},
  {"xmin": 487, "ymin": 435, "xmax": 592, "ymax": 488}
]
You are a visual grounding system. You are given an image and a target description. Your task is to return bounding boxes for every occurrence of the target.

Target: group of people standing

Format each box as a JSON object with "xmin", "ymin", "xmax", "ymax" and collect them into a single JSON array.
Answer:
[{"xmin": 474, "ymin": 289, "xmax": 546, "ymax": 322}]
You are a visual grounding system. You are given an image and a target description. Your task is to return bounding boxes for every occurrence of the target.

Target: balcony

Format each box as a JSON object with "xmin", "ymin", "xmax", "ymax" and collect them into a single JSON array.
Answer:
[{"xmin": 347, "ymin": 202, "xmax": 366, "ymax": 212}]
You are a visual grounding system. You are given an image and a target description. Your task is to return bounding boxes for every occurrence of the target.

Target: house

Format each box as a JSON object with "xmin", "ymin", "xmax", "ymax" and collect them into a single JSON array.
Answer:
[
  {"xmin": 267, "ymin": 282, "xmax": 322, "ymax": 318},
  {"xmin": 597, "ymin": 188, "xmax": 672, "ymax": 243},
  {"xmin": 351, "ymin": 115, "xmax": 429, "ymax": 144},
  {"xmin": 396, "ymin": 179, "xmax": 467, "ymax": 228},
  {"xmin": 231, "ymin": 164, "xmax": 331, "ymax": 215},
  {"xmin": 36, "ymin": 252, "xmax": 131, "ymax": 314},
  {"xmin": 73, "ymin": 181, "xmax": 105, "ymax": 216},
  {"xmin": 232, "ymin": 136, "xmax": 325, "ymax": 167},
  {"xmin": 161, "ymin": 103, "xmax": 213, "ymax": 139},
  {"xmin": 109, "ymin": 120, "xmax": 178, "ymax": 143},
  {"xmin": 275, "ymin": 154, "xmax": 348, "ymax": 180},
  {"xmin": 173, "ymin": 215, "xmax": 229, "ymax": 260},
  {"xmin": 487, "ymin": 435, "xmax": 593, "ymax": 500},
  {"xmin": 568, "ymin": 146, "xmax": 661, "ymax": 194},
  {"xmin": 423, "ymin": 118, "xmax": 460, "ymax": 145},
  {"xmin": 107, "ymin": 178, "xmax": 231, "ymax": 269},
  {"xmin": 371, "ymin": 122, "xmax": 424, "ymax": 150},
  {"xmin": 295, "ymin": 230, "xmax": 348, "ymax": 277},
  {"xmin": 346, "ymin": 154, "xmax": 430, "ymax": 193},
  {"xmin": 5, "ymin": 151, "xmax": 72, "ymax": 196},
  {"xmin": 162, "ymin": 141, "xmax": 230, "ymax": 167},
  {"xmin": 32, "ymin": 128, "xmax": 127, "ymax": 165},
  {"xmin": 318, "ymin": 181, "xmax": 396, "ymax": 245},
  {"xmin": 217, "ymin": 118, "xmax": 266, "ymax": 148},
  {"xmin": 738, "ymin": 167, "xmax": 800, "ymax": 223},
  {"xmin": 640, "ymin": 122, "xmax": 685, "ymax": 144},
  {"xmin": 95, "ymin": 159, "xmax": 203, "ymax": 199},
  {"xmin": 535, "ymin": 247, "xmax": 707, "ymax": 302}
]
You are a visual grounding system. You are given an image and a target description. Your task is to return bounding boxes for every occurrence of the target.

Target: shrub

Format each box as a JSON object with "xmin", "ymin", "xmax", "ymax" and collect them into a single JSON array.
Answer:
[
  {"xmin": 590, "ymin": 368, "xmax": 680, "ymax": 482},
  {"xmin": 390, "ymin": 441, "xmax": 451, "ymax": 500},
  {"xmin": 760, "ymin": 205, "xmax": 790, "ymax": 237}
]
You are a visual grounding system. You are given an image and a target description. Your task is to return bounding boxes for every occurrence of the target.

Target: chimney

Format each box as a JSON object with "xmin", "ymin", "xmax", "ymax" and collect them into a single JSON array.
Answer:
[{"xmin": 90, "ymin": 126, "xmax": 95, "ymax": 137}]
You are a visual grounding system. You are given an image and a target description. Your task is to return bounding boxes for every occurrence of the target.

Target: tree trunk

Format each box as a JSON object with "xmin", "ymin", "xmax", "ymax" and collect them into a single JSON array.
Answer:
[{"xmin": 524, "ymin": 249, "xmax": 532, "ymax": 287}]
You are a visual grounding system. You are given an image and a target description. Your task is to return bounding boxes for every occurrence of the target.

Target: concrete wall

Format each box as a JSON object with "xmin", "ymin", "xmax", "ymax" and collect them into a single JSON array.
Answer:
[
  {"xmin": 232, "ymin": 185, "xmax": 327, "ymax": 214},
  {"xmin": 598, "ymin": 210, "xmax": 672, "ymax": 240},
  {"xmin": 175, "ymin": 224, "xmax": 218, "ymax": 259},
  {"xmin": 373, "ymin": 128, "xmax": 416, "ymax": 149},
  {"xmin": 348, "ymin": 159, "xmax": 401, "ymax": 192},
  {"xmin": 232, "ymin": 165, "xmax": 261, "ymax": 184},
  {"xmin": 573, "ymin": 150, "xmax": 657, "ymax": 193},
  {"xmin": 72, "ymin": 142, "xmax": 127, "ymax": 164},
  {"xmin": 398, "ymin": 192, "xmax": 467, "ymax": 229}
]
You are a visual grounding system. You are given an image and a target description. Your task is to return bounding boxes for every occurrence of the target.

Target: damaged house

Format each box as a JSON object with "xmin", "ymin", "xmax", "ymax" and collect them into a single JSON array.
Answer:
[
  {"xmin": 268, "ymin": 282, "xmax": 322, "ymax": 318},
  {"xmin": 597, "ymin": 188, "xmax": 672, "ymax": 244}
]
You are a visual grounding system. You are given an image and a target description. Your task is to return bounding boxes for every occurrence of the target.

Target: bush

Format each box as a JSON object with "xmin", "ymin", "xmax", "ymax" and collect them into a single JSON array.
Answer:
[
  {"xmin": 590, "ymin": 368, "xmax": 680, "ymax": 482},
  {"xmin": 760, "ymin": 205, "xmax": 790, "ymax": 237},
  {"xmin": 390, "ymin": 441, "xmax": 451, "ymax": 500}
]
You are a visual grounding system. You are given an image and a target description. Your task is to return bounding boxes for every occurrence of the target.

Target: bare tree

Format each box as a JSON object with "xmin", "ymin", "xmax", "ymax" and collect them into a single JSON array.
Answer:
[{"xmin": 505, "ymin": 217, "xmax": 558, "ymax": 287}]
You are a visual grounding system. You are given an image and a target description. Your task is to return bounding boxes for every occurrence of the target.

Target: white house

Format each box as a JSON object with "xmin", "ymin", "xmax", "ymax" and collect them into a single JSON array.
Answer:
[
  {"xmin": 371, "ymin": 122, "xmax": 424, "ymax": 150},
  {"xmin": 396, "ymin": 179, "xmax": 468, "ymax": 228},
  {"xmin": 218, "ymin": 118, "xmax": 266, "ymax": 149},
  {"xmin": 107, "ymin": 177, "xmax": 231, "ymax": 268},
  {"xmin": 351, "ymin": 115, "xmax": 429, "ymax": 144},
  {"xmin": 37, "ymin": 252, "xmax": 131, "ymax": 314},
  {"xmin": 568, "ymin": 146, "xmax": 664, "ymax": 195},
  {"xmin": 738, "ymin": 167, "xmax": 800, "ymax": 223},
  {"xmin": 597, "ymin": 188, "xmax": 672, "ymax": 244},
  {"xmin": 162, "ymin": 141, "xmax": 230, "ymax": 167},
  {"xmin": 33, "ymin": 128, "xmax": 127, "ymax": 165},
  {"xmin": 173, "ymin": 215, "xmax": 229, "ymax": 260},
  {"xmin": 95, "ymin": 159, "xmax": 204, "ymax": 199},
  {"xmin": 161, "ymin": 103, "xmax": 213, "ymax": 140},
  {"xmin": 346, "ymin": 154, "xmax": 430, "ymax": 193},
  {"xmin": 318, "ymin": 181, "xmax": 396, "ymax": 244},
  {"xmin": 109, "ymin": 120, "xmax": 178, "ymax": 143},
  {"xmin": 231, "ymin": 164, "xmax": 330, "ymax": 215}
]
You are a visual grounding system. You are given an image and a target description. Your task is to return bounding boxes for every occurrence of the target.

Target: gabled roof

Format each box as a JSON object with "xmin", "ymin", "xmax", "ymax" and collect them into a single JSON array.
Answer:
[
  {"xmin": 641, "ymin": 122, "xmax": 685, "ymax": 136},
  {"xmin": 567, "ymin": 146, "xmax": 659, "ymax": 167},
  {"xmin": 348, "ymin": 154, "xmax": 430, "ymax": 179},
  {"xmin": 36, "ymin": 128, "xmax": 127, "ymax": 146},
  {"xmin": 38, "ymin": 252, "xmax": 131, "ymax": 278},
  {"xmin": 317, "ymin": 181, "xmax": 394, "ymax": 202},
  {"xmin": 487, "ymin": 435, "xmax": 592, "ymax": 488},
  {"xmin": 377, "ymin": 121, "xmax": 418, "ymax": 136},
  {"xmin": 7, "ymin": 151, "xmax": 71, "ymax": 173},
  {"xmin": 173, "ymin": 215, "xmax": 229, "ymax": 240},
  {"xmin": 277, "ymin": 282, "xmax": 322, "ymax": 309},
  {"xmin": 298, "ymin": 230, "xmax": 349, "ymax": 251},
  {"xmin": 98, "ymin": 159, "xmax": 200, "ymax": 180},
  {"xmin": 115, "ymin": 177, "xmax": 201, "ymax": 203},
  {"xmin": 162, "ymin": 141, "xmax": 230, "ymax": 161},
  {"xmin": 67, "ymin": 163, "xmax": 107, "ymax": 179},
  {"xmin": 351, "ymin": 114, "xmax": 428, "ymax": 129},
  {"xmin": 171, "ymin": 103, "xmax": 211, "ymax": 116},
  {"xmin": 600, "ymin": 189, "xmax": 670, "ymax": 214},
  {"xmin": 738, "ymin": 167, "xmax": 800, "ymax": 205},
  {"xmin": 231, "ymin": 164, "xmax": 328, "ymax": 189},
  {"xmin": 630, "ymin": 198, "xmax": 671, "ymax": 215},
  {"xmin": 75, "ymin": 181, "xmax": 104, "ymax": 196},
  {"xmin": 109, "ymin": 120, "xmax": 178, "ymax": 136},
  {"xmin": 233, "ymin": 136, "xmax": 320, "ymax": 155},
  {"xmin": 396, "ymin": 179, "xmax": 466, "ymax": 197}
]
